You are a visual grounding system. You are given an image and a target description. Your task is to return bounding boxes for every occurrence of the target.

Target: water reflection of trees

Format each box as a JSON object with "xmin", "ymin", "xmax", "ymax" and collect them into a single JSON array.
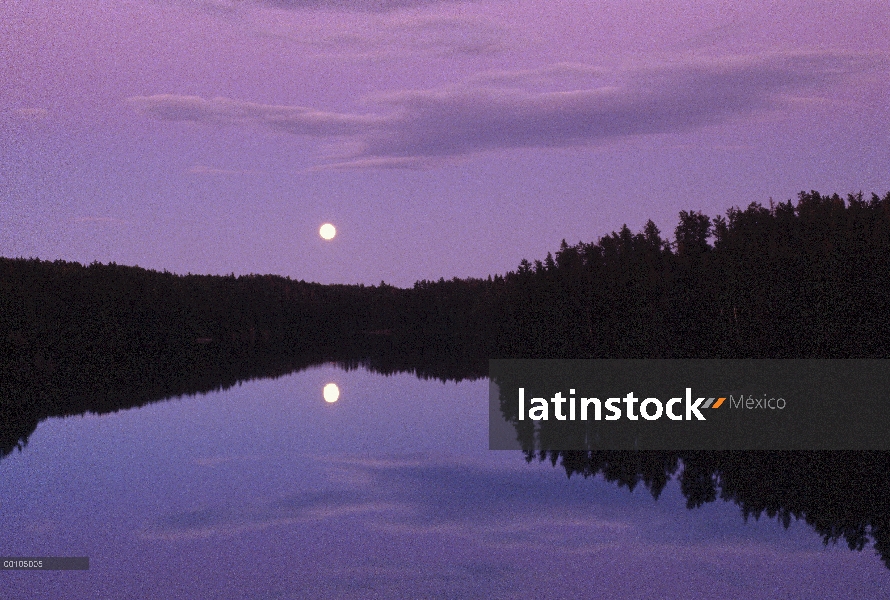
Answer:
[
  {"xmin": 6, "ymin": 350, "xmax": 890, "ymax": 569},
  {"xmin": 0, "ymin": 331, "xmax": 487, "ymax": 460},
  {"xmin": 551, "ymin": 450, "xmax": 890, "ymax": 569}
]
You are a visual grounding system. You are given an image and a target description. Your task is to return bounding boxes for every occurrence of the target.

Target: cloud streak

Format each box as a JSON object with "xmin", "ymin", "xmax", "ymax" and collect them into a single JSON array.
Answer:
[
  {"xmin": 127, "ymin": 94, "xmax": 387, "ymax": 136},
  {"xmin": 69, "ymin": 216, "xmax": 131, "ymax": 226},
  {"xmin": 252, "ymin": 12, "xmax": 505, "ymax": 59},
  {"xmin": 263, "ymin": 0, "xmax": 472, "ymax": 11},
  {"xmin": 129, "ymin": 51, "xmax": 882, "ymax": 169},
  {"xmin": 12, "ymin": 107, "xmax": 50, "ymax": 121},
  {"xmin": 195, "ymin": 0, "xmax": 471, "ymax": 13},
  {"xmin": 187, "ymin": 164, "xmax": 265, "ymax": 176}
]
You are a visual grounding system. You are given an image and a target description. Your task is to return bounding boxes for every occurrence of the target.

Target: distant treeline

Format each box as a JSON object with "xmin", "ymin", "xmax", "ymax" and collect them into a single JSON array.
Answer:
[{"xmin": 4, "ymin": 189, "xmax": 890, "ymax": 384}]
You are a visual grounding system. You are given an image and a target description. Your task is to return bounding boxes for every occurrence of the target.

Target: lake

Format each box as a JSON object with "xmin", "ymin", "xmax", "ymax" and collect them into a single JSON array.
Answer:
[{"xmin": 2, "ymin": 365, "xmax": 889, "ymax": 598}]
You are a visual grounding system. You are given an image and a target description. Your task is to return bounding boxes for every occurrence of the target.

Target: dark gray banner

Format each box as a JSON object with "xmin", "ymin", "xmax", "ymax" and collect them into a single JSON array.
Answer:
[
  {"xmin": 1, "ymin": 557, "xmax": 89, "ymax": 570},
  {"xmin": 489, "ymin": 360, "xmax": 890, "ymax": 451}
]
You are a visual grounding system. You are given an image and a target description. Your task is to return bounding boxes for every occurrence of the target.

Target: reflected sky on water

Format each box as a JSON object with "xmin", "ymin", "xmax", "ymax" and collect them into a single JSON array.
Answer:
[{"xmin": 1, "ymin": 365, "xmax": 888, "ymax": 599}]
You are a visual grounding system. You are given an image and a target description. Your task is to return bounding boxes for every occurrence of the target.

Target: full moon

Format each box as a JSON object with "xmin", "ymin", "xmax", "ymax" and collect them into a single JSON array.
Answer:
[
  {"xmin": 319, "ymin": 223, "xmax": 336, "ymax": 240},
  {"xmin": 323, "ymin": 383, "xmax": 340, "ymax": 403}
]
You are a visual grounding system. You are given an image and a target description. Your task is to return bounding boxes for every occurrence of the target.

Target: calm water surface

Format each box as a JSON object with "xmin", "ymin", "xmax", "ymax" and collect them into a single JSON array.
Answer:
[{"xmin": 2, "ymin": 366, "xmax": 888, "ymax": 598}]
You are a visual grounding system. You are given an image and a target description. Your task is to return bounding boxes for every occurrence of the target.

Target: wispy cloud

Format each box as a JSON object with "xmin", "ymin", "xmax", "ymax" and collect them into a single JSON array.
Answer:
[
  {"xmin": 192, "ymin": 0, "xmax": 472, "ymax": 13},
  {"xmin": 11, "ymin": 107, "xmax": 50, "ymax": 121},
  {"xmin": 128, "ymin": 94, "xmax": 388, "ymax": 135},
  {"xmin": 468, "ymin": 62, "xmax": 609, "ymax": 87},
  {"xmin": 187, "ymin": 164, "xmax": 264, "ymax": 176},
  {"xmin": 251, "ymin": 12, "xmax": 506, "ymax": 59},
  {"xmin": 69, "ymin": 216, "xmax": 131, "ymax": 226},
  {"xmin": 352, "ymin": 51, "xmax": 880, "ymax": 162},
  {"xmin": 262, "ymin": 0, "xmax": 472, "ymax": 12},
  {"xmin": 308, "ymin": 156, "xmax": 438, "ymax": 171},
  {"xmin": 388, "ymin": 13, "xmax": 505, "ymax": 56},
  {"xmin": 129, "ymin": 51, "xmax": 883, "ymax": 170}
]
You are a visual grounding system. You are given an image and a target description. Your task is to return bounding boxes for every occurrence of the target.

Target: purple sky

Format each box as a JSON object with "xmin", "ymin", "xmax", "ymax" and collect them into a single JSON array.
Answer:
[{"xmin": 3, "ymin": 0, "xmax": 889, "ymax": 286}]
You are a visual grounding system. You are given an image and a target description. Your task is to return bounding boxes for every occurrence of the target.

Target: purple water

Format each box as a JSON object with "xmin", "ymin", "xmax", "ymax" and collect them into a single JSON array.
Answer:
[{"xmin": 2, "ymin": 366, "xmax": 888, "ymax": 598}]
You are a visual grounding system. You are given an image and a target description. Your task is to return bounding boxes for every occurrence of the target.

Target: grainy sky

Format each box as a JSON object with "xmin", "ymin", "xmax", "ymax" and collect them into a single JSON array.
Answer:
[{"xmin": 3, "ymin": 0, "xmax": 888, "ymax": 286}]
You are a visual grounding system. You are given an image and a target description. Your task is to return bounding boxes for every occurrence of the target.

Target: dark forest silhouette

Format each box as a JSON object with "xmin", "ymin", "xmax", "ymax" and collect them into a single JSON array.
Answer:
[
  {"xmin": 4, "ymin": 190, "xmax": 890, "ymax": 566},
  {"xmin": 5, "ymin": 191, "xmax": 890, "ymax": 377}
]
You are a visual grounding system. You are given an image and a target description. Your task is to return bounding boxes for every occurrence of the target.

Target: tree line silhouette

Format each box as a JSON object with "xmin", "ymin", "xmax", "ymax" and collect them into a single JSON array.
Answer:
[
  {"xmin": 5, "ymin": 190, "xmax": 890, "ymax": 374},
  {"xmin": 419, "ymin": 189, "xmax": 890, "ymax": 359}
]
